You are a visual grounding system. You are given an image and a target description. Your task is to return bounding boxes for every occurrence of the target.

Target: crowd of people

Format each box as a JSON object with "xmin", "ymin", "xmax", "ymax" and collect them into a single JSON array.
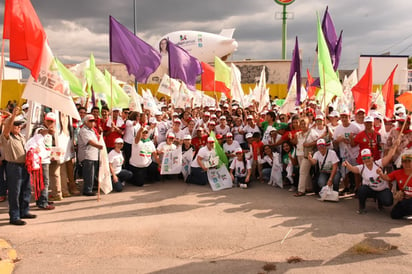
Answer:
[{"xmin": 1, "ymin": 97, "xmax": 412, "ymax": 226}]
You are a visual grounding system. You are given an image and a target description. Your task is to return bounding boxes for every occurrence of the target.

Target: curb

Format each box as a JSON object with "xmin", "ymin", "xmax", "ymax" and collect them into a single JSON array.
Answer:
[{"xmin": 0, "ymin": 239, "xmax": 18, "ymax": 274}]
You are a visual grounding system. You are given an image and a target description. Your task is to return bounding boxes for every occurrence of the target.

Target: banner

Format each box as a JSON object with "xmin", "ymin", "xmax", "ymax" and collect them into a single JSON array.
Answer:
[
  {"xmin": 98, "ymin": 134, "xmax": 112, "ymax": 194},
  {"xmin": 160, "ymin": 147, "xmax": 182, "ymax": 175},
  {"xmin": 207, "ymin": 165, "xmax": 233, "ymax": 191},
  {"xmin": 181, "ymin": 148, "xmax": 194, "ymax": 181}
]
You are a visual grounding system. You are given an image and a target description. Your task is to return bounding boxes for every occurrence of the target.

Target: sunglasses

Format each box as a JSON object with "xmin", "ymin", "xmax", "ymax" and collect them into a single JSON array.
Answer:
[{"xmin": 362, "ymin": 156, "xmax": 371, "ymax": 160}]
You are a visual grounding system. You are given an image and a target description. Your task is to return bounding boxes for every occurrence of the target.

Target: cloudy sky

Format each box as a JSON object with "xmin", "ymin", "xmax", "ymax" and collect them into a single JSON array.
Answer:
[{"xmin": 1, "ymin": 0, "xmax": 412, "ymax": 73}]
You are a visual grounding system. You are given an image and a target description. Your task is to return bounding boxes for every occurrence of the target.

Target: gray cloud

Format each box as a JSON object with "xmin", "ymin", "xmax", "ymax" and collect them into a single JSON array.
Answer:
[{"xmin": 1, "ymin": 0, "xmax": 411, "ymax": 74}]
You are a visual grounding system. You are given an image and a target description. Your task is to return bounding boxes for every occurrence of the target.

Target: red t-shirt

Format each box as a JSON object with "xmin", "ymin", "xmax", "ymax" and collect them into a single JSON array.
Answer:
[
  {"xmin": 104, "ymin": 123, "xmax": 125, "ymax": 149},
  {"xmin": 281, "ymin": 129, "xmax": 300, "ymax": 142},
  {"xmin": 354, "ymin": 130, "xmax": 381, "ymax": 164},
  {"xmin": 192, "ymin": 135, "xmax": 208, "ymax": 153},
  {"xmin": 387, "ymin": 169, "xmax": 412, "ymax": 198},
  {"xmin": 252, "ymin": 140, "xmax": 264, "ymax": 160}
]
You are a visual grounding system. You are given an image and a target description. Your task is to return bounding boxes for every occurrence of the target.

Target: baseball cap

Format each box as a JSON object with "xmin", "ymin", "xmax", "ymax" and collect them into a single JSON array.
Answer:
[
  {"xmin": 115, "ymin": 138, "xmax": 124, "ymax": 144},
  {"xmin": 83, "ymin": 114, "xmax": 95, "ymax": 123},
  {"xmin": 235, "ymin": 147, "xmax": 243, "ymax": 154},
  {"xmin": 356, "ymin": 108, "xmax": 365, "ymax": 114},
  {"xmin": 364, "ymin": 116, "xmax": 374, "ymax": 123},
  {"xmin": 203, "ymin": 112, "xmax": 210, "ymax": 117},
  {"xmin": 246, "ymin": 115, "xmax": 253, "ymax": 120},
  {"xmin": 13, "ymin": 117, "xmax": 25, "ymax": 126},
  {"xmin": 317, "ymin": 139, "xmax": 326, "ymax": 146},
  {"xmin": 155, "ymin": 111, "xmax": 163, "ymax": 116},
  {"xmin": 149, "ymin": 117, "xmax": 157, "ymax": 124},
  {"xmin": 219, "ymin": 116, "xmax": 226, "ymax": 120},
  {"xmin": 173, "ymin": 118, "xmax": 181, "ymax": 124},
  {"xmin": 361, "ymin": 148, "xmax": 372, "ymax": 157},
  {"xmin": 328, "ymin": 111, "xmax": 340, "ymax": 118},
  {"xmin": 207, "ymin": 137, "xmax": 215, "ymax": 143},
  {"xmin": 226, "ymin": 132, "xmax": 233, "ymax": 138},
  {"xmin": 340, "ymin": 108, "xmax": 351, "ymax": 116},
  {"xmin": 183, "ymin": 135, "xmax": 192, "ymax": 140},
  {"xmin": 45, "ymin": 112, "xmax": 57, "ymax": 122},
  {"xmin": 210, "ymin": 114, "xmax": 217, "ymax": 119},
  {"xmin": 112, "ymin": 107, "xmax": 122, "ymax": 112},
  {"xmin": 22, "ymin": 103, "xmax": 29, "ymax": 110},
  {"xmin": 209, "ymin": 121, "xmax": 216, "ymax": 126},
  {"xmin": 315, "ymin": 115, "xmax": 324, "ymax": 121},
  {"xmin": 167, "ymin": 132, "xmax": 175, "ymax": 138},
  {"xmin": 245, "ymin": 132, "xmax": 253, "ymax": 139}
]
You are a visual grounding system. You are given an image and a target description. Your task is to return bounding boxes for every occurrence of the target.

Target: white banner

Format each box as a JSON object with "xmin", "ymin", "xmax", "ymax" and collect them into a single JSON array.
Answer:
[
  {"xmin": 22, "ymin": 43, "xmax": 80, "ymax": 120},
  {"xmin": 98, "ymin": 135, "xmax": 112, "ymax": 194},
  {"xmin": 207, "ymin": 165, "xmax": 233, "ymax": 191},
  {"xmin": 182, "ymin": 148, "xmax": 194, "ymax": 181},
  {"xmin": 160, "ymin": 147, "xmax": 182, "ymax": 175}
]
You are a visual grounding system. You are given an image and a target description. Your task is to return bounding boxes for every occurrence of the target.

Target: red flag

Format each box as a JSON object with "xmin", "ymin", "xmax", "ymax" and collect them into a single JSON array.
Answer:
[
  {"xmin": 352, "ymin": 58, "xmax": 373, "ymax": 115},
  {"xmin": 306, "ymin": 69, "xmax": 316, "ymax": 99},
  {"xmin": 382, "ymin": 65, "xmax": 398, "ymax": 118},
  {"xmin": 201, "ymin": 62, "xmax": 230, "ymax": 97},
  {"xmin": 3, "ymin": 0, "xmax": 47, "ymax": 80}
]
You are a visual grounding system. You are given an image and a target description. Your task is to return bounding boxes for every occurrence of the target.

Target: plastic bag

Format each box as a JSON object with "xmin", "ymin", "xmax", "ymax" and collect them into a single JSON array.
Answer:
[{"xmin": 319, "ymin": 185, "xmax": 339, "ymax": 202}]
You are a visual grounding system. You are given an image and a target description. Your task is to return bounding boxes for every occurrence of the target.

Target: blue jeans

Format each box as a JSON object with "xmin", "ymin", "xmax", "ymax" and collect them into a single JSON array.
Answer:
[
  {"xmin": 391, "ymin": 199, "xmax": 412, "ymax": 219},
  {"xmin": 112, "ymin": 169, "xmax": 133, "ymax": 192},
  {"xmin": 7, "ymin": 162, "xmax": 31, "ymax": 221},
  {"xmin": 0, "ymin": 161, "xmax": 7, "ymax": 196},
  {"xmin": 82, "ymin": 160, "xmax": 99, "ymax": 194},
  {"xmin": 262, "ymin": 168, "xmax": 271, "ymax": 182},
  {"xmin": 36, "ymin": 164, "xmax": 50, "ymax": 208},
  {"xmin": 357, "ymin": 185, "xmax": 393, "ymax": 210},
  {"xmin": 187, "ymin": 167, "xmax": 208, "ymax": 185},
  {"xmin": 317, "ymin": 171, "xmax": 341, "ymax": 192}
]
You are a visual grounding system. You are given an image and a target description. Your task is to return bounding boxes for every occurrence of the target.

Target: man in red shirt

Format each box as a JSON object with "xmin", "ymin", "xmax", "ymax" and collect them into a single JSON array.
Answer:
[{"xmin": 353, "ymin": 116, "xmax": 382, "ymax": 164}]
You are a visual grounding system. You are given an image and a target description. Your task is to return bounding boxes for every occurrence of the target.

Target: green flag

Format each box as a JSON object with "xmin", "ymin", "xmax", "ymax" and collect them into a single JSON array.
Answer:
[
  {"xmin": 104, "ymin": 70, "xmax": 130, "ymax": 108},
  {"xmin": 209, "ymin": 131, "xmax": 228, "ymax": 167},
  {"xmin": 316, "ymin": 13, "xmax": 342, "ymax": 109},
  {"xmin": 214, "ymin": 56, "xmax": 232, "ymax": 89},
  {"xmin": 89, "ymin": 53, "xmax": 113, "ymax": 107},
  {"xmin": 55, "ymin": 58, "xmax": 85, "ymax": 97}
]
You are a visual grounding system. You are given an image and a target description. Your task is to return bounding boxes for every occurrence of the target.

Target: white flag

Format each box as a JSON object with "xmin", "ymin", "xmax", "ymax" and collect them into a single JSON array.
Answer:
[{"xmin": 22, "ymin": 42, "xmax": 80, "ymax": 120}]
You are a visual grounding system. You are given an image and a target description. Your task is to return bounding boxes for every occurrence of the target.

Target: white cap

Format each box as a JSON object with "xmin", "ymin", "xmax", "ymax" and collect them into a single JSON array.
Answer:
[
  {"xmin": 209, "ymin": 121, "xmax": 216, "ymax": 126},
  {"xmin": 328, "ymin": 111, "xmax": 339, "ymax": 118},
  {"xmin": 173, "ymin": 118, "xmax": 181, "ymax": 124},
  {"xmin": 246, "ymin": 115, "xmax": 253, "ymax": 120},
  {"xmin": 361, "ymin": 148, "xmax": 372, "ymax": 157},
  {"xmin": 364, "ymin": 116, "xmax": 374, "ymax": 123},
  {"xmin": 245, "ymin": 132, "xmax": 253, "ymax": 139},
  {"xmin": 219, "ymin": 116, "xmax": 226, "ymax": 120},
  {"xmin": 211, "ymin": 114, "xmax": 217, "ymax": 119},
  {"xmin": 356, "ymin": 108, "xmax": 366, "ymax": 114},
  {"xmin": 226, "ymin": 132, "xmax": 233, "ymax": 138},
  {"xmin": 115, "ymin": 138, "xmax": 124, "ymax": 144},
  {"xmin": 203, "ymin": 112, "xmax": 210, "ymax": 117},
  {"xmin": 235, "ymin": 147, "xmax": 243, "ymax": 154},
  {"xmin": 112, "ymin": 107, "xmax": 122, "ymax": 112},
  {"xmin": 155, "ymin": 111, "xmax": 163, "ymax": 116},
  {"xmin": 317, "ymin": 139, "xmax": 326, "ymax": 146},
  {"xmin": 45, "ymin": 112, "xmax": 57, "ymax": 122},
  {"xmin": 167, "ymin": 132, "xmax": 175, "ymax": 138},
  {"xmin": 22, "ymin": 103, "xmax": 29, "ymax": 110},
  {"xmin": 207, "ymin": 137, "xmax": 215, "ymax": 143},
  {"xmin": 183, "ymin": 134, "xmax": 192, "ymax": 140},
  {"xmin": 315, "ymin": 115, "xmax": 324, "ymax": 120},
  {"xmin": 149, "ymin": 117, "xmax": 157, "ymax": 124}
]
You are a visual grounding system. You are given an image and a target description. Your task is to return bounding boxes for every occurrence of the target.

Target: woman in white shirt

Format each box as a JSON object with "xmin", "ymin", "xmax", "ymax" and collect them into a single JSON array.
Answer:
[{"xmin": 108, "ymin": 138, "xmax": 133, "ymax": 192}]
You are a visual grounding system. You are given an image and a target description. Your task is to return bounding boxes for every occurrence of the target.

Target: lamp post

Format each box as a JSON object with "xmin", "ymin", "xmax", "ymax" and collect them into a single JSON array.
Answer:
[{"xmin": 274, "ymin": 0, "xmax": 295, "ymax": 59}]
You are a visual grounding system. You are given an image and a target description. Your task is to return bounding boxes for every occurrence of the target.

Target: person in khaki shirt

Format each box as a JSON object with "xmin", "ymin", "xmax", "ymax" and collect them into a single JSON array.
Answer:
[{"xmin": 1, "ymin": 107, "xmax": 36, "ymax": 225}]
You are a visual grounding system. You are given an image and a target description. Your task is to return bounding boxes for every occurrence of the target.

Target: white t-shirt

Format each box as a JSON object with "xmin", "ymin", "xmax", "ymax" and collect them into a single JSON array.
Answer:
[
  {"xmin": 223, "ymin": 140, "xmax": 241, "ymax": 161},
  {"xmin": 296, "ymin": 129, "xmax": 319, "ymax": 157},
  {"xmin": 191, "ymin": 146, "xmax": 217, "ymax": 168},
  {"xmin": 123, "ymin": 120, "xmax": 141, "ymax": 144},
  {"xmin": 262, "ymin": 125, "xmax": 275, "ymax": 145},
  {"xmin": 312, "ymin": 149, "xmax": 340, "ymax": 173},
  {"xmin": 333, "ymin": 123, "xmax": 360, "ymax": 160},
  {"xmin": 232, "ymin": 125, "xmax": 245, "ymax": 144},
  {"xmin": 230, "ymin": 158, "xmax": 252, "ymax": 177},
  {"xmin": 156, "ymin": 121, "xmax": 170, "ymax": 144},
  {"xmin": 243, "ymin": 124, "xmax": 261, "ymax": 135},
  {"xmin": 215, "ymin": 124, "xmax": 230, "ymax": 136},
  {"xmin": 130, "ymin": 140, "xmax": 156, "ymax": 168},
  {"xmin": 166, "ymin": 128, "xmax": 184, "ymax": 142},
  {"xmin": 108, "ymin": 150, "xmax": 124, "ymax": 174},
  {"xmin": 355, "ymin": 159, "xmax": 388, "ymax": 191}
]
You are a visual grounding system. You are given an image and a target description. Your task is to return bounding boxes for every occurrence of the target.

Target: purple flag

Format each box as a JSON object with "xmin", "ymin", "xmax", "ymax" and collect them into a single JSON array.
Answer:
[
  {"xmin": 287, "ymin": 37, "xmax": 301, "ymax": 106},
  {"xmin": 333, "ymin": 30, "xmax": 343, "ymax": 71},
  {"xmin": 109, "ymin": 16, "xmax": 161, "ymax": 83},
  {"xmin": 167, "ymin": 40, "xmax": 202, "ymax": 91},
  {"xmin": 316, "ymin": 7, "xmax": 343, "ymax": 71}
]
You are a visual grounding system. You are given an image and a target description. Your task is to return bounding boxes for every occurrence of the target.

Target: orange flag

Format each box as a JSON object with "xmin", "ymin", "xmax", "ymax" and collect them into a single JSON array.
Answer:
[
  {"xmin": 352, "ymin": 58, "xmax": 373, "ymax": 115},
  {"xmin": 306, "ymin": 69, "xmax": 316, "ymax": 99},
  {"xmin": 381, "ymin": 65, "xmax": 398, "ymax": 118},
  {"xmin": 3, "ymin": 0, "xmax": 47, "ymax": 80}
]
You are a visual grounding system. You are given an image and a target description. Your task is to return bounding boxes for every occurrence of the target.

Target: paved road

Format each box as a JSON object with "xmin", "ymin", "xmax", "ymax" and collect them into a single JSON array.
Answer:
[{"xmin": 1, "ymin": 180, "xmax": 411, "ymax": 273}]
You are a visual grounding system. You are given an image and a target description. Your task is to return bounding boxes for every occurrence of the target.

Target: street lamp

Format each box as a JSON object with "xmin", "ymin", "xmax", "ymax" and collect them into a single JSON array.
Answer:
[{"xmin": 274, "ymin": 0, "xmax": 295, "ymax": 59}]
